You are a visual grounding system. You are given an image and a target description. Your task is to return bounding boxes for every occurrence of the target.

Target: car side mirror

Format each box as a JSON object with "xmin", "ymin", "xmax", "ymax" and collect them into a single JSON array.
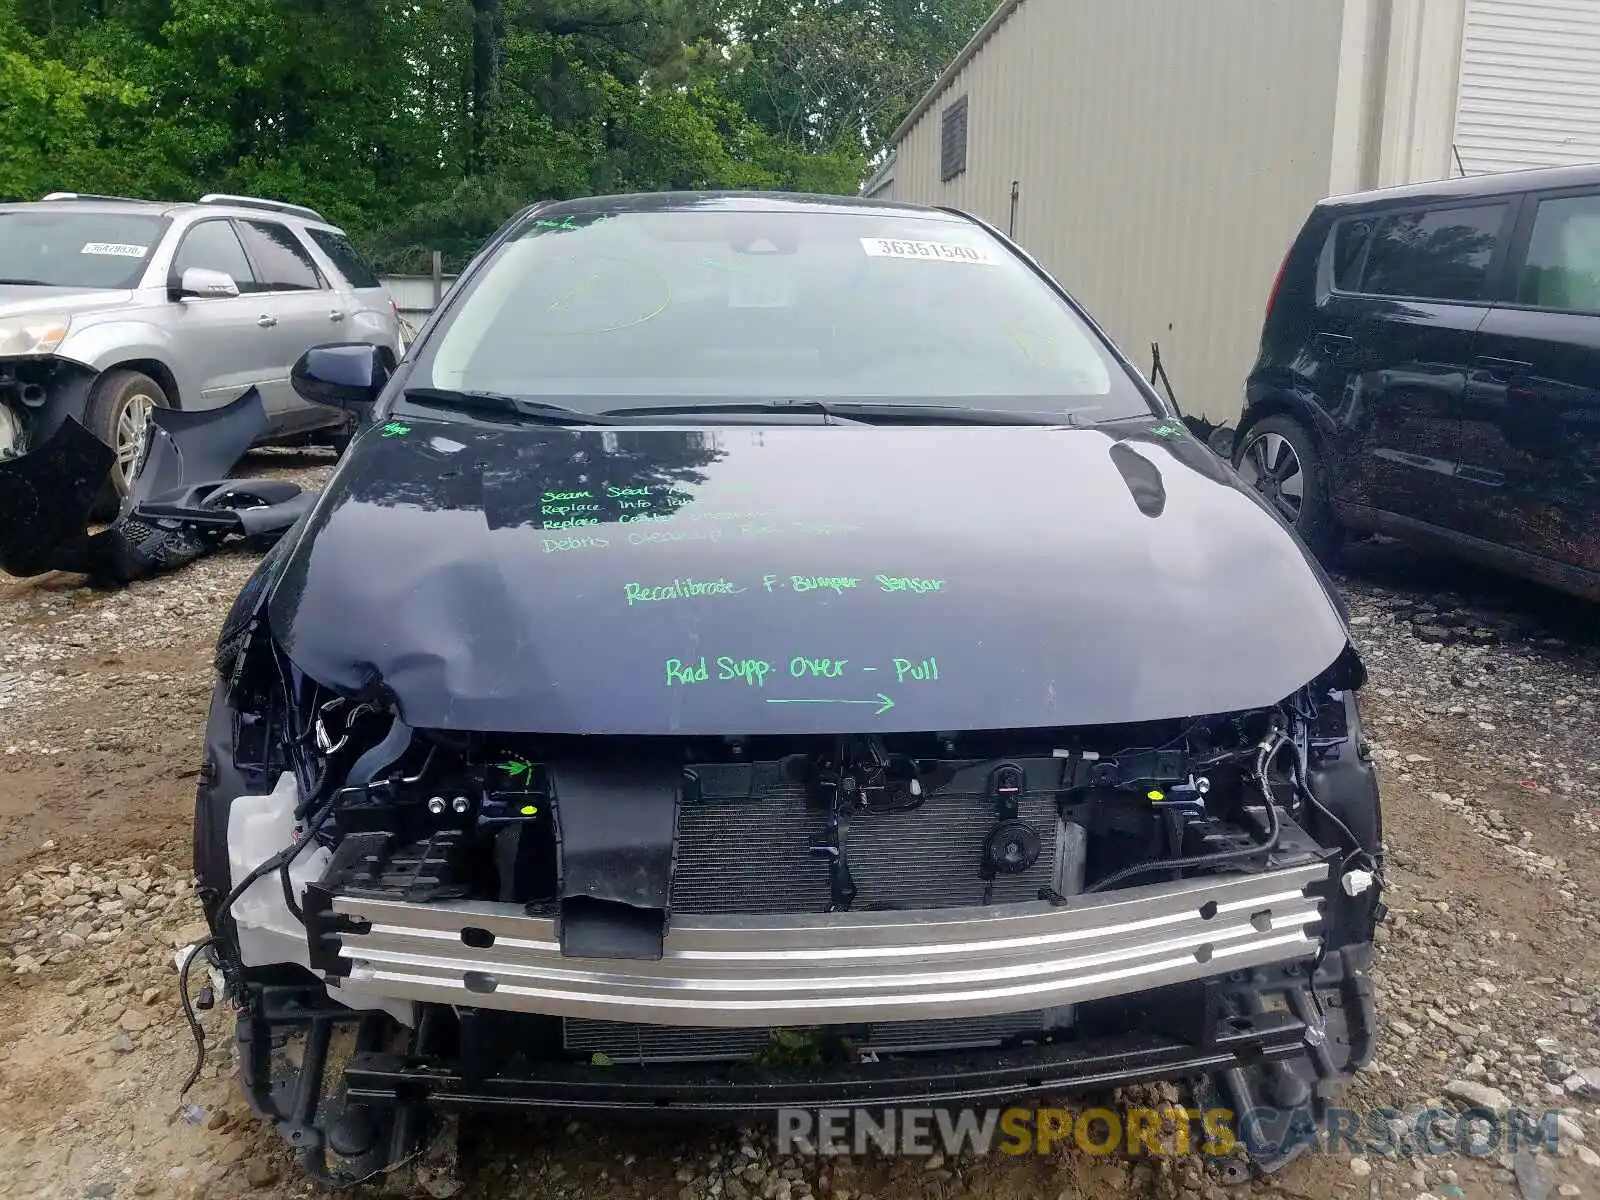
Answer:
[
  {"xmin": 175, "ymin": 267, "xmax": 240, "ymax": 299},
  {"xmin": 291, "ymin": 343, "xmax": 389, "ymax": 411}
]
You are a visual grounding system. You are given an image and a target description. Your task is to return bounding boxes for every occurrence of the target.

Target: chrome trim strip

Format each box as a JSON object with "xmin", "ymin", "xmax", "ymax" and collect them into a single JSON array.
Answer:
[{"xmin": 332, "ymin": 862, "xmax": 1327, "ymax": 1026}]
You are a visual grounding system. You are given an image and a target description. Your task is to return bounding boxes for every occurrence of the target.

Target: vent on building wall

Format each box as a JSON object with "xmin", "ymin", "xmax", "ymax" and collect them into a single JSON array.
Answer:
[{"xmin": 940, "ymin": 95, "xmax": 969, "ymax": 182}]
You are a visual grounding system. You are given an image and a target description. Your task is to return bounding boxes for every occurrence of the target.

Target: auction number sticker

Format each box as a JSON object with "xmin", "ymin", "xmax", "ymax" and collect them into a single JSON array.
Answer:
[
  {"xmin": 81, "ymin": 242, "xmax": 149, "ymax": 258},
  {"xmin": 860, "ymin": 237, "xmax": 996, "ymax": 264}
]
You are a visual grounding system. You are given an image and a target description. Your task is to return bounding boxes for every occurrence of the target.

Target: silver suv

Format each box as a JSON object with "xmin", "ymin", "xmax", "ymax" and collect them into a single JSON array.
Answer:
[{"xmin": 0, "ymin": 192, "xmax": 403, "ymax": 498}]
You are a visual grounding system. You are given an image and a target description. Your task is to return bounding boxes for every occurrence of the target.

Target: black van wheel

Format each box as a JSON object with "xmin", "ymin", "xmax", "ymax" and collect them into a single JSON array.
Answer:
[{"xmin": 1234, "ymin": 415, "xmax": 1342, "ymax": 560}]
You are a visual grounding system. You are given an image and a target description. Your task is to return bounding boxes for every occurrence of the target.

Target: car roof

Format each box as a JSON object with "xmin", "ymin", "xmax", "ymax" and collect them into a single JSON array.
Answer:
[
  {"xmin": 0, "ymin": 198, "xmax": 187, "ymax": 217},
  {"xmin": 527, "ymin": 190, "xmax": 973, "ymax": 222},
  {"xmin": 1320, "ymin": 162, "xmax": 1600, "ymax": 212},
  {"xmin": 0, "ymin": 196, "xmax": 342, "ymax": 227}
]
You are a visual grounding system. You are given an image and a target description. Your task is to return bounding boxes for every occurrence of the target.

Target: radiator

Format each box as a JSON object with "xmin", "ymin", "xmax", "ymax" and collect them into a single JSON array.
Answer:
[
  {"xmin": 672, "ymin": 785, "xmax": 1064, "ymax": 915},
  {"xmin": 565, "ymin": 770, "xmax": 1068, "ymax": 1060}
]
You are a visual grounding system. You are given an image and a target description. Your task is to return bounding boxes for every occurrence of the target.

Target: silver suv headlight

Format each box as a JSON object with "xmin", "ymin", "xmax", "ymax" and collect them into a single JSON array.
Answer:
[{"xmin": 0, "ymin": 313, "xmax": 72, "ymax": 358}]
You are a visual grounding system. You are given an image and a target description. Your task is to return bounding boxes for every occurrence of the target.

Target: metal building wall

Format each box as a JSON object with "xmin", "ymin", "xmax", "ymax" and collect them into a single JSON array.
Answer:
[
  {"xmin": 1331, "ymin": 0, "xmax": 1469, "ymax": 192},
  {"xmin": 882, "ymin": 0, "xmax": 1350, "ymax": 421},
  {"xmin": 872, "ymin": 0, "xmax": 1470, "ymax": 421},
  {"xmin": 381, "ymin": 274, "xmax": 459, "ymax": 339},
  {"xmin": 1454, "ymin": 0, "xmax": 1600, "ymax": 174},
  {"xmin": 381, "ymin": 275, "xmax": 458, "ymax": 317}
]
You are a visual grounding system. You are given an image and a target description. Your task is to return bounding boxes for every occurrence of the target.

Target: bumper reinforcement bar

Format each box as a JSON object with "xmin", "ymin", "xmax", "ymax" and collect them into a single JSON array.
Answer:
[{"xmin": 329, "ymin": 861, "xmax": 1328, "ymax": 1026}]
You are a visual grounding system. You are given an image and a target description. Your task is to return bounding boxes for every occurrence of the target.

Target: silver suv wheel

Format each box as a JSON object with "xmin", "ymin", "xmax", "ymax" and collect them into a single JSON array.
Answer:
[
  {"xmin": 84, "ymin": 368, "xmax": 171, "ymax": 511},
  {"xmin": 115, "ymin": 390, "xmax": 158, "ymax": 481}
]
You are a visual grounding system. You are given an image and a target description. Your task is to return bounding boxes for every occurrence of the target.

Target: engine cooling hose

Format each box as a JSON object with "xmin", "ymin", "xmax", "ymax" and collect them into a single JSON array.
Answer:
[{"xmin": 347, "ymin": 715, "xmax": 413, "ymax": 787}]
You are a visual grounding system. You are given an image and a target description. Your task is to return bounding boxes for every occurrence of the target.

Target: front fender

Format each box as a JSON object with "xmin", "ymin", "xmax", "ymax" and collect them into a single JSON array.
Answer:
[
  {"xmin": 57, "ymin": 318, "xmax": 195, "ymax": 401},
  {"xmin": 57, "ymin": 318, "xmax": 176, "ymax": 372}
]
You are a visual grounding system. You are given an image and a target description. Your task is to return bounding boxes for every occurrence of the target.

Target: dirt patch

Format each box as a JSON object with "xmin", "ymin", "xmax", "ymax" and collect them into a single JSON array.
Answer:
[{"xmin": 0, "ymin": 578, "xmax": 243, "ymax": 874}]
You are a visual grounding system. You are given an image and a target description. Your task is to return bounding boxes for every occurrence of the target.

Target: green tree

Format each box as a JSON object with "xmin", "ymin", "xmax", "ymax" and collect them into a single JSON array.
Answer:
[
  {"xmin": 0, "ymin": 1, "xmax": 152, "ymax": 200},
  {"xmin": 0, "ymin": 0, "xmax": 989, "ymax": 270},
  {"xmin": 718, "ymin": 0, "xmax": 989, "ymax": 159}
]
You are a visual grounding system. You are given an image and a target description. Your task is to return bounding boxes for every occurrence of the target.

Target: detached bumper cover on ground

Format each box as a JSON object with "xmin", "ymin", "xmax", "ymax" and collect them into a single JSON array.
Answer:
[{"xmin": 0, "ymin": 388, "xmax": 313, "ymax": 585}]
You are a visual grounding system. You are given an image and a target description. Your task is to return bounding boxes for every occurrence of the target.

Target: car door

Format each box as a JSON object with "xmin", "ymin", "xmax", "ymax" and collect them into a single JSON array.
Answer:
[
  {"xmin": 235, "ymin": 219, "xmax": 344, "ymax": 432},
  {"xmin": 299, "ymin": 225, "xmax": 404, "ymax": 356},
  {"xmin": 1313, "ymin": 200, "xmax": 1511, "ymax": 538},
  {"xmin": 165, "ymin": 219, "xmax": 282, "ymax": 411},
  {"xmin": 1456, "ymin": 188, "xmax": 1600, "ymax": 578}
]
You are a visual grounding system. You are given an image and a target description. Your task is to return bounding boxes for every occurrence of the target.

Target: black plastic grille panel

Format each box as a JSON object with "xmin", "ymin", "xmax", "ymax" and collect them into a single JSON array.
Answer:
[{"xmin": 562, "ymin": 1011, "xmax": 1049, "ymax": 1064}]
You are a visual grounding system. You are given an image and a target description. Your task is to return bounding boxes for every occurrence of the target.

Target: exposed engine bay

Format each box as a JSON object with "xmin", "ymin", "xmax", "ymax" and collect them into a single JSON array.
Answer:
[
  {"xmin": 193, "ymin": 624, "xmax": 1383, "ymax": 1185},
  {"xmin": 231, "ymin": 696, "xmax": 1358, "ymax": 919}
]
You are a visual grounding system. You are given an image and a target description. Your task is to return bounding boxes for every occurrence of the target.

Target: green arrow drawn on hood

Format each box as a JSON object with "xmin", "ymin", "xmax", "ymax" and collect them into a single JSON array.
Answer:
[{"xmin": 765, "ymin": 693, "xmax": 895, "ymax": 715}]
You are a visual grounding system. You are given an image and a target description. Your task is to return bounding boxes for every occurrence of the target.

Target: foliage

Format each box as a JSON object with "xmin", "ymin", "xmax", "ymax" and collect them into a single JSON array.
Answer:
[
  {"xmin": 750, "ymin": 1027, "xmax": 856, "ymax": 1068},
  {"xmin": 0, "ymin": 0, "xmax": 991, "ymax": 271},
  {"xmin": 0, "ymin": 3, "xmax": 154, "ymax": 201},
  {"xmin": 718, "ymin": 0, "xmax": 993, "ymax": 158}
]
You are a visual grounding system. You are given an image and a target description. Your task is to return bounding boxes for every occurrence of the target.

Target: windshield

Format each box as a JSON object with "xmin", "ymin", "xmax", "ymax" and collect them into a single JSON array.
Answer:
[
  {"xmin": 412, "ymin": 207, "xmax": 1155, "ymax": 421},
  {"xmin": 0, "ymin": 210, "xmax": 168, "ymax": 289}
]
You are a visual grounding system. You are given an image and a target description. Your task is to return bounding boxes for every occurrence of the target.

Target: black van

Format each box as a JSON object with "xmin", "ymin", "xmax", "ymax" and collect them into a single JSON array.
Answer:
[{"xmin": 1236, "ymin": 163, "xmax": 1600, "ymax": 599}]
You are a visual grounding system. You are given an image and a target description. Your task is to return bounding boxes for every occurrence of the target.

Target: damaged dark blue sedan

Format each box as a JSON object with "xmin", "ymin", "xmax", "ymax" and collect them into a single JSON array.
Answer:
[{"xmin": 192, "ymin": 192, "xmax": 1385, "ymax": 1186}]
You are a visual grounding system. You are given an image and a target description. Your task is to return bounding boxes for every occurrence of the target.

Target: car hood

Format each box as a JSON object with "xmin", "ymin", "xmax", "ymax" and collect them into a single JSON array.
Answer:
[
  {"xmin": 0, "ymin": 286, "xmax": 134, "ymax": 316},
  {"xmin": 267, "ymin": 418, "xmax": 1352, "ymax": 735}
]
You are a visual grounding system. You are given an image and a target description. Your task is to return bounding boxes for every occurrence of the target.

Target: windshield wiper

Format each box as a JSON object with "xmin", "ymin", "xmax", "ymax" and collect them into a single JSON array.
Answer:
[
  {"xmin": 827, "ymin": 402, "xmax": 1075, "ymax": 426},
  {"xmin": 602, "ymin": 399, "xmax": 858, "ymax": 423},
  {"xmin": 0, "ymin": 277, "xmax": 54, "ymax": 286},
  {"xmin": 603, "ymin": 400, "xmax": 1075, "ymax": 426},
  {"xmin": 402, "ymin": 387, "xmax": 620, "ymax": 426}
]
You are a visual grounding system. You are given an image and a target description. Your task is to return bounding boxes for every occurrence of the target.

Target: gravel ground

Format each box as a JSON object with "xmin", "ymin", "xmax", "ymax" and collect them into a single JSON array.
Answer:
[{"xmin": 0, "ymin": 470, "xmax": 1597, "ymax": 1200}]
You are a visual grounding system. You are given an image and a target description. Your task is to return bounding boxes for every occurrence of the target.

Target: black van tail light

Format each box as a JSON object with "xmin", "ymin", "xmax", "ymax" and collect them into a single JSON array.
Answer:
[{"xmin": 1264, "ymin": 248, "xmax": 1291, "ymax": 322}]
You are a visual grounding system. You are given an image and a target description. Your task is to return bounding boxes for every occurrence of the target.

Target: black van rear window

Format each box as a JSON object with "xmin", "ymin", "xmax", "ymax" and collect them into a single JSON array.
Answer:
[
  {"xmin": 1330, "ymin": 219, "xmax": 1375, "ymax": 290},
  {"xmin": 1356, "ymin": 203, "xmax": 1506, "ymax": 302}
]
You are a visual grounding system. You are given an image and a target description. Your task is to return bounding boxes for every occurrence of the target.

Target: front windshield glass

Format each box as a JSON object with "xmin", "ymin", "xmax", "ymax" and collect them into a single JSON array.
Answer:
[
  {"xmin": 414, "ymin": 207, "xmax": 1155, "ymax": 421},
  {"xmin": 0, "ymin": 211, "xmax": 168, "ymax": 289}
]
